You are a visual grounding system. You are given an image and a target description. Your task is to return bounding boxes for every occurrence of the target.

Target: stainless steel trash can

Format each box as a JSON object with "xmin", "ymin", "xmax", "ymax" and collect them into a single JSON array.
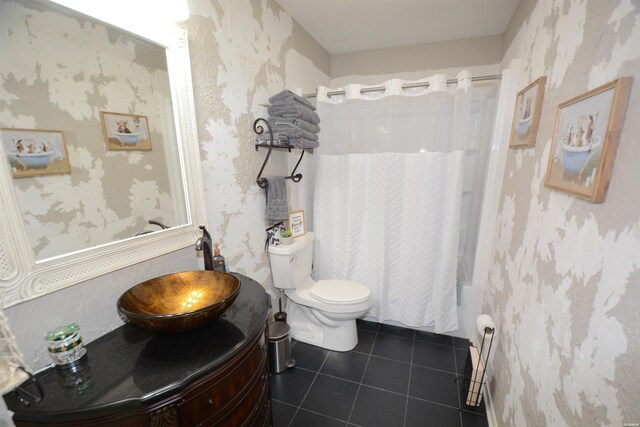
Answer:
[{"xmin": 268, "ymin": 321, "xmax": 295, "ymax": 374}]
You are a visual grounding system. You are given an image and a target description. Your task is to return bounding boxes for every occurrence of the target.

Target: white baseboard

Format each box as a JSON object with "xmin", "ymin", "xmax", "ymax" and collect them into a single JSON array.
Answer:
[{"xmin": 483, "ymin": 379, "xmax": 498, "ymax": 427}]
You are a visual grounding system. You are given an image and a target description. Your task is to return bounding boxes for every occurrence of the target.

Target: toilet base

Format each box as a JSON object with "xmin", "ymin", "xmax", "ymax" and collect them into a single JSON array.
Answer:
[{"xmin": 287, "ymin": 302, "xmax": 359, "ymax": 352}]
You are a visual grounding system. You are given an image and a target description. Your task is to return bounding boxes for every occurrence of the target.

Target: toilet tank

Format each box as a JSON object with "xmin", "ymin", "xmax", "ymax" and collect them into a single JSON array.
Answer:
[{"xmin": 268, "ymin": 232, "xmax": 314, "ymax": 289}]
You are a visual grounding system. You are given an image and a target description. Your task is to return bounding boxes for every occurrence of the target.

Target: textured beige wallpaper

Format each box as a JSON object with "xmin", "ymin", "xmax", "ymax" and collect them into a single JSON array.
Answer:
[{"xmin": 484, "ymin": 1, "xmax": 640, "ymax": 425}]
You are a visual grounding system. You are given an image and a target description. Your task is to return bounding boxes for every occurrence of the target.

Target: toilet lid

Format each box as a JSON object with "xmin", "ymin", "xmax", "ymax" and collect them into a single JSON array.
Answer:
[{"xmin": 310, "ymin": 280, "xmax": 371, "ymax": 305}]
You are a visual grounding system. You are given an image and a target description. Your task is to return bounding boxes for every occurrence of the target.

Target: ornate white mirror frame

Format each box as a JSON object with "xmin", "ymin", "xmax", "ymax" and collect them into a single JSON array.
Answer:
[{"xmin": 0, "ymin": 2, "xmax": 206, "ymax": 308}]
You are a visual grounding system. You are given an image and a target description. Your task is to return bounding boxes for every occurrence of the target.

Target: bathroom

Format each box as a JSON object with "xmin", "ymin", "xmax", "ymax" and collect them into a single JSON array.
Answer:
[{"xmin": 0, "ymin": 0, "xmax": 639, "ymax": 426}]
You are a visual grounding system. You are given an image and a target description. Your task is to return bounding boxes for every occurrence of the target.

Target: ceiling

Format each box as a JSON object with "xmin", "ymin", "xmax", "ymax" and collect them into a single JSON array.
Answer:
[{"xmin": 275, "ymin": 0, "xmax": 521, "ymax": 54}]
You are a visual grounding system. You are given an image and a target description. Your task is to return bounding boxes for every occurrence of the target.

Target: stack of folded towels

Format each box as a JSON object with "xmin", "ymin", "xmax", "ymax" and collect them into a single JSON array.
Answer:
[{"xmin": 255, "ymin": 90, "xmax": 320, "ymax": 151}]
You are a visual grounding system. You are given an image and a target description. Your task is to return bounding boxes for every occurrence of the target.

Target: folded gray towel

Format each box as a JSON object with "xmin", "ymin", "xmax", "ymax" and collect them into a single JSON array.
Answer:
[
  {"xmin": 265, "ymin": 176, "xmax": 289, "ymax": 225},
  {"xmin": 269, "ymin": 117, "xmax": 320, "ymax": 134},
  {"xmin": 269, "ymin": 90, "xmax": 316, "ymax": 111},
  {"xmin": 271, "ymin": 124, "xmax": 318, "ymax": 141},
  {"xmin": 268, "ymin": 104, "xmax": 321, "ymax": 125},
  {"xmin": 289, "ymin": 136, "xmax": 319, "ymax": 151}
]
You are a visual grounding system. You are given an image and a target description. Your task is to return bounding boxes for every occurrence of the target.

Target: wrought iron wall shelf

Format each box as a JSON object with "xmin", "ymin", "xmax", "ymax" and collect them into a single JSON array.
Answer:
[{"xmin": 253, "ymin": 118, "xmax": 304, "ymax": 189}]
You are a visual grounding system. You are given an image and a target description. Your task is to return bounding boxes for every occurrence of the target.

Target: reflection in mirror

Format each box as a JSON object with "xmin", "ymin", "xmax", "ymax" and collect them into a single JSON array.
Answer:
[{"xmin": 0, "ymin": 0, "xmax": 187, "ymax": 260}]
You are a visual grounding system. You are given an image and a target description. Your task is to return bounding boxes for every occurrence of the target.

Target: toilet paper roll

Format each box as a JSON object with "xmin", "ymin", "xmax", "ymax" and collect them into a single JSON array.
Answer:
[{"xmin": 476, "ymin": 314, "xmax": 495, "ymax": 338}]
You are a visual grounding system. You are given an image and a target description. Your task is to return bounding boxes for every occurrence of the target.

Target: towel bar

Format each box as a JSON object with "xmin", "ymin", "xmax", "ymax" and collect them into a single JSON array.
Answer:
[{"xmin": 253, "ymin": 117, "xmax": 304, "ymax": 189}]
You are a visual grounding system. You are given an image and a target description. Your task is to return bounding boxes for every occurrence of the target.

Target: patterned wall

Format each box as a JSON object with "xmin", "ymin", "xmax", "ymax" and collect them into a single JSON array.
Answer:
[{"xmin": 484, "ymin": 1, "xmax": 640, "ymax": 425}]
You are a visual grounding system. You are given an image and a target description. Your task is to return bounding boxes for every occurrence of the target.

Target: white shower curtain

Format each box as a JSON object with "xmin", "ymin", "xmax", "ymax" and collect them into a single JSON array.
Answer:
[{"xmin": 313, "ymin": 72, "xmax": 477, "ymax": 333}]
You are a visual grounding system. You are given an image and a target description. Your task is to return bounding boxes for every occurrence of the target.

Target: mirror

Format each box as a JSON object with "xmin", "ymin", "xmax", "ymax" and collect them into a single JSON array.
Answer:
[{"xmin": 0, "ymin": 0, "xmax": 206, "ymax": 307}]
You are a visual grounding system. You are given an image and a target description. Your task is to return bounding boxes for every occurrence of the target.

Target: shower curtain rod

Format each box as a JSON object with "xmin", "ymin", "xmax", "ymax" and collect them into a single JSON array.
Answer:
[{"xmin": 304, "ymin": 73, "xmax": 502, "ymax": 98}]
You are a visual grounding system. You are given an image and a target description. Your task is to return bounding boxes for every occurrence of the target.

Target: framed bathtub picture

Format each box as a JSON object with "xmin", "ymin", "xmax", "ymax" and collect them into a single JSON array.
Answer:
[
  {"xmin": 544, "ymin": 77, "xmax": 632, "ymax": 202},
  {"xmin": 100, "ymin": 111, "xmax": 151, "ymax": 151},
  {"xmin": 509, "ymin": 76, "xmax": 546, "ymax": 148},
  {"xmin": 1, "ymin": 128, "xmax": 71, "ymax": 178},
  {"xmin": 288, "ymin": 210, "xmax": 305, "ymax": 237}
]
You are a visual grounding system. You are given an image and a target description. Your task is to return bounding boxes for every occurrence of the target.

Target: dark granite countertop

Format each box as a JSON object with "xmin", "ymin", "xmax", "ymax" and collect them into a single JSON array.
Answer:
[{"xmin": 4, "ymin": 273, "xmax": 270, "ymax": 422}]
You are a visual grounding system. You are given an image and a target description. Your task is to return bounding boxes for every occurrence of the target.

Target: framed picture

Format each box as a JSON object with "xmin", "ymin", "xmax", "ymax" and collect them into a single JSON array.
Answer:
[
  {"xmin": 288, "ymin": 210, "xmax": 305, "ymax": 237},
  {"xmin": 100, "ymin": 111, "xmax": 151, "ymax": 151},
  {"xmin": 509, "ymin": 76, "xmax": 546, "ymax": 148},
  {"xmin": 1, "ymin": 128, "xmax": 71, "ymax": 178},
  {"xmin": 544, "ymin": 77, "xmax": 632, "ymax": 202}
]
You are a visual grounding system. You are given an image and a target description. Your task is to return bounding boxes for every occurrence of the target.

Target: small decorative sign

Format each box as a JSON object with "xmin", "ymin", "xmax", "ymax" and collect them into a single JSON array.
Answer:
[{"xmin": 288, "ymin": 210, "xmax": 305, "ymax": 237}]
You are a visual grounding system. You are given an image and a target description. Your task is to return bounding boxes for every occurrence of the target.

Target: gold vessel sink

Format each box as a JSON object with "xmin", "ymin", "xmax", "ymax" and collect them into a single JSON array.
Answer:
[{"xmin": 117, "ymin": 271, "xmax": 241, "ymax": 333}]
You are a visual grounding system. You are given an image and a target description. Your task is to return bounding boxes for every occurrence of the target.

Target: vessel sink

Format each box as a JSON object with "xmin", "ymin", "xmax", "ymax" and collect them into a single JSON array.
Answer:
[{"xmin": 117, "ymin": 271, "xmax": 241, "ymax": 333}]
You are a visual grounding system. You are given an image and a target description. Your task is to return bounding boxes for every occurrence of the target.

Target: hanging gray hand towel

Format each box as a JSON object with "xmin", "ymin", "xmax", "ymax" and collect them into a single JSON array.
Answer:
[{"xmin": 266, "ymin": 176, "xmax": 289, "ymax": 225}]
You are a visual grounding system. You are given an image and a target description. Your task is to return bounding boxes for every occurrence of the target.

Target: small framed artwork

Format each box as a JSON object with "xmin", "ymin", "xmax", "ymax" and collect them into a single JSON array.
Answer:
[
  {"xmin": 1, "ymin": 128, "xmax": 71, "ymax": 178},
  {"xmin": 288, "ymin": 210, "xmax": 305, "ymax": 237},
  {"xmin": 100, "ymin": 111, "xmax": 151, "ymax": 151},
  {"xmin": 544, "ymin": 77, "xmax": 632, "ymax": 202},
  {"xmin": 509, "ymin": 76, "xmax": 546, "ymax": 148}
]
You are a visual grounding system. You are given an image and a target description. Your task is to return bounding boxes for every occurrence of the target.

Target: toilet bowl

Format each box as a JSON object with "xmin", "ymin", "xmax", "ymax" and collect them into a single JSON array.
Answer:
[{"xmin": 268, "ymin": 232, "xmax": 372, "ymax": 351}]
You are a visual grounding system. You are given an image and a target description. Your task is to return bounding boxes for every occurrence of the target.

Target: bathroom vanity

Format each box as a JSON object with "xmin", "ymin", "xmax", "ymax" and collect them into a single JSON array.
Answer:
[{"xmin": 3, "ymin": 274, "xmax": 272, "ymax": 427}]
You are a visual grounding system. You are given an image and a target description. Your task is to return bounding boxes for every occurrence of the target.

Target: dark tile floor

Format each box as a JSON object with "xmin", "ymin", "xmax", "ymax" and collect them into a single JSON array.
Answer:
[{"xmin": 270, "ymin": 319, "xmax": 488, "ymax": 427}]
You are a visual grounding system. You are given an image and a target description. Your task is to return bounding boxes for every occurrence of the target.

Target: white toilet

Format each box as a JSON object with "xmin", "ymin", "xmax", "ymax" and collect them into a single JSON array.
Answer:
[{"xmin": 268, "ymin": 232, "xmax": 372, "ymax": 352}]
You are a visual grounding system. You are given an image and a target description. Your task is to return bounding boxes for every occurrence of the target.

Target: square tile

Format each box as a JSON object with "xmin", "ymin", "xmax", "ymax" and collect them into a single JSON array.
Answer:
[
  {"xmin": 270, "ymin": 368, "xmax": 316, "ymax": 406},
  {"xmin": 301, "ymin": 374, "xmax": 359, "ymax": 421},
  {"xmin": 290, "ymin": 409, "xmax": 347, "ymax": 427},
  {"xmin": 371, "ymin": 333, "xmax": 413, "ymax": 363},
  {"xmin": 409, "ymin": 366, "xmax": 459, "ymax": 408},
  {"xmin": 379, "ymin": 323, "xmax": 415, "ymax": 340},
  {"xmin": 356, "ymin": 318, "xmax": 379, "ymax": 332},
  {"xmin": 361, "ymin": 356, "xmax": 410, "ymax": 394},
  {"xmin": 291, "ymin": 341, "xmax": 329, "ymax": 371},
  {"xmin": 349, "ymin": 385, "xmax": 406, "ymax": 427},
  {"xmin": 415, "ymin": 330, "xmax": 454, "ymax": 347},
  {"xmin": 320, "ymin": 351, "xmax": 369, "ymax": 382},
  {"xmin": 413, "ymin": 340, "xmax": 456, "ymax": 373},
  {"xmin": 272, "ymin": 400, "xmax": 298, "ymax": 427},
  {"xmin": 353, "ymin": 330, "xmax": 375, "ymax": 354},
  {"xmin": 453, "ymin": 336, "xmax": 471, "ymax": 350},
  {"xmin": 455, "ymin": 348, "xmax": 468, "ymax": 375},
  {"xmin": 461, "ymin": 411, "xmax": 489, "ymax": 427},
  {"xmin": 405, "ymin": 397, "xmax": 461, "ymax": 427}
]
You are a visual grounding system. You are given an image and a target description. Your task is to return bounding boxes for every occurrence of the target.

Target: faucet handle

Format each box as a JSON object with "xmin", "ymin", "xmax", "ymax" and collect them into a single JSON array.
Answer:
[{"xmin": 199, "ymin": 225, "xmax": 212, "ymax": 239}]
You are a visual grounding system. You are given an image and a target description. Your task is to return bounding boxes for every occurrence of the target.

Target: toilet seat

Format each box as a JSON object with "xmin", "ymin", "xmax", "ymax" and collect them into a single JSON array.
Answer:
[
  {"xmin": 287, "ymin": 278, "xmax": 372, "ymax": 315},
  {"xmin": 310, "ymin": 280, "xmax": 371, "ymax": 305}
]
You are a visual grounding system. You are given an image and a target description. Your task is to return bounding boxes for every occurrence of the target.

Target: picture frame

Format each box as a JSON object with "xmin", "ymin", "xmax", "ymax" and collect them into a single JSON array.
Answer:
[
  {"xmin": 288, "ymin": 210, "xmax": 305, "ymax": 237},
  {"xmin": 544, "ymin": 77, "xmax": 632, "ymax": 202},
  {"xmin": 100, "ymin": 111, "xmax": 152, "ymax": 151},
  {"xmin": 1, "ymin": 128, "xmax": 71, "ymax": 178},
  {"xmin": 509, "ymin": 76, "xmax": 546, "ymax": 148}
]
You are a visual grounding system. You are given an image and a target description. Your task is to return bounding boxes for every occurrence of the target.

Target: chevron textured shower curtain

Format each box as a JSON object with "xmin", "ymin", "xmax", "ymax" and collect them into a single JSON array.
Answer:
[{"xmin": 313, "ymin": 72, "xmax": 477, "ymax": 333}]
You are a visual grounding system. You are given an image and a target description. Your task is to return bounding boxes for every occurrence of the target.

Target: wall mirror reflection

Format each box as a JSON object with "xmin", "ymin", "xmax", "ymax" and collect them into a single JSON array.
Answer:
[{"xmin": 0, "ymin": 0, "xmax": 187, "ymax": 261}]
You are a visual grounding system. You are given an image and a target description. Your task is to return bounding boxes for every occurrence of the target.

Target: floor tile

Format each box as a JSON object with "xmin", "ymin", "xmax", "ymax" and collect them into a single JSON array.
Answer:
[
  {"xmin": 409, "ymin": 366, "xmax": 459, "ymax": 408},
  {"xmin": 353, "ymin": 330, "xmax": 376, "ymax": 354},
  {"xmin": 320, "ymin": 351, "xmax": 369, "ymax": 382},
  {"xmin": 461, "ymin": 410, "xmax": 489, "ymax": 427},
  {"xmin": 270, "ymin": 368, "xmax": 316, "ymax": 406},
  {"xmin": 405, "ymin": 397, "xmax": 461, "ymax": 427},
  {"xmin": 291, "ymin": 341, "xmax": 329, "ymax": 371},
  {"xmin": 361, "ymin": 356, "xmax": 410, "ymax": 394},
  {"xmin": 371, "ymin": 333, "xmax": 413, "ymax": 363},
  {"xmin": 453, "ymin": 336, "xmax": 471, "ymax": 350},
  {"xmin": 415, "ymin": 330, "xmax": 454, "ymax": 347},
  {"xmin": 379, "ymin": 323, "xmax": 415, "ymax": 339},
  {"xmin": 290, "ymin": 408, "xmax": 347, "ymax": 427},
  {"xmin": 349, "ymin": 385, "xmax": 407, "ymax": 427},
  {"xmin": 301, "ymin": 374, "xmax": 359, "ymax": 421},
  {"xmin": 356, "ymin": 318, "xmax": 379, "ymax": 332},
  {"xmin": 413, "ymin": 340, "xmax": 456, "ymax": 373},
  {"xmin": 455, "ymin": 348, "xmax": 468, "ymax": 375},
  {"xmin": 271, "ymin": 400, "xmax": 298, "ymax": 427}
]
